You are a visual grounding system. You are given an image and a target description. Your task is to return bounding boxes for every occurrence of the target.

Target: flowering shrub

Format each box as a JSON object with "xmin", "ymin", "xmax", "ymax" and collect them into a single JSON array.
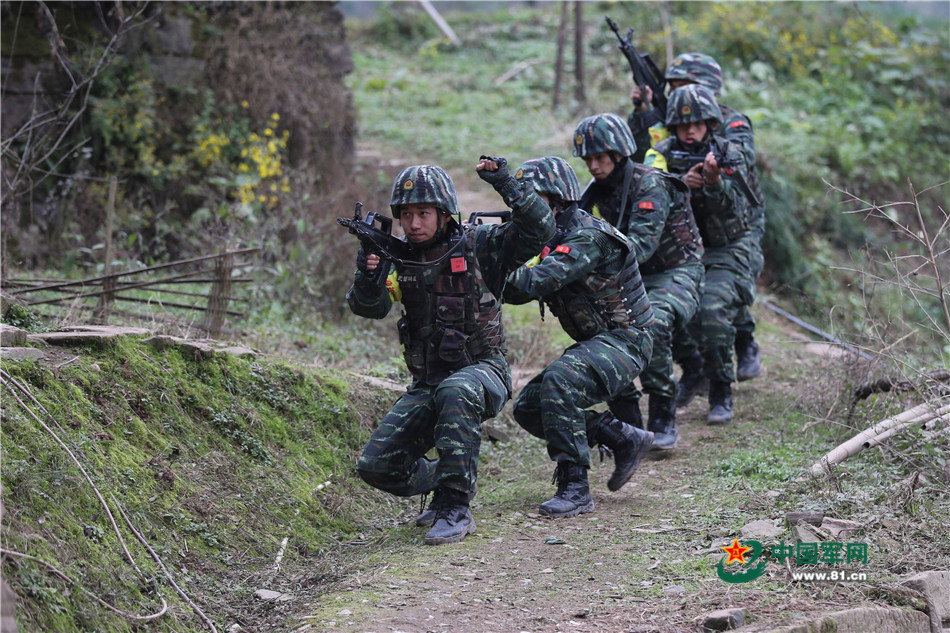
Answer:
[{"xmin": 192, "ymin": 107, "xmax": 290, "ymax": 215}]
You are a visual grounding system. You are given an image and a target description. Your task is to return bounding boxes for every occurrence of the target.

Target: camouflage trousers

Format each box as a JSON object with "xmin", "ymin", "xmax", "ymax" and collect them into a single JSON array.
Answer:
[
  {"xmin": 355, "ymin": 357, "xmax": 511, "ymax": 497},
  {"xmin": 640, "ymin": 260, "xmax": 705, "ymax": 399},
  {"xmin": 512, "ymin": 326, "xmax": 653, "ymax": 467},
  {"xmin": 673, "ymin": 238, "xmax": 757, "ymax": 383},
  {"xmin": 734, "ymin": 220, "xmax": 765, "ymax": 339}
]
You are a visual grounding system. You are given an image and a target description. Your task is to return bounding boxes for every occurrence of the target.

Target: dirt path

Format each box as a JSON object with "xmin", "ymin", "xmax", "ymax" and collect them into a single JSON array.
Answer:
[{"xmin": 288, "ymin": 309, "xmax": 904, "ymax": 633}]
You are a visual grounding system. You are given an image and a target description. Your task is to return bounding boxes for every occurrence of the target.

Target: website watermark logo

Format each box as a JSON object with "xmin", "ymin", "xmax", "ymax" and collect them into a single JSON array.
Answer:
[{"xmin": 716, "ymin": 539, "xmax": 869, "ymax": 584}]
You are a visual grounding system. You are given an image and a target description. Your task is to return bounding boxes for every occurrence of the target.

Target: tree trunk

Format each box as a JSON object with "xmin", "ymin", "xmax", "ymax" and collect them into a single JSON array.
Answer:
[
  {"xmin": 573, "ymin": 2, "xmax": 585, "ymax": 105},
  {"xmin": 552, "ymin": 2, "xmax": 568, "ymax": 109}
]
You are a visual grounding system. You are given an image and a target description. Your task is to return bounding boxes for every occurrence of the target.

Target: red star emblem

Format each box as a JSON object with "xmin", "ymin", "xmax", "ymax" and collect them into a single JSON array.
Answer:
[{"xmin": 721, "ymin": 538, "xmax": 752, "ymax": 565}]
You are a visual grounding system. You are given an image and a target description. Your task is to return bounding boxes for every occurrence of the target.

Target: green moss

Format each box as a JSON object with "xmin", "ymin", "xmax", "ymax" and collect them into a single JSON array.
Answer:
[{"xmin": 0, "ymin": 336, "xmax": 401, "ymax": 632}]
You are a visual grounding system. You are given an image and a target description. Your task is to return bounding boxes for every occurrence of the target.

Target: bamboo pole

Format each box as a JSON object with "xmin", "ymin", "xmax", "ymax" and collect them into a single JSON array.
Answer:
[
  {"xmin": 809, "ymin": 401, "xmax": 950, "ymax": 477},
  {"xmin": 418, "ymin": 0, "xmax": 460, "ymax": 47},
  {"xmin": 26, "ymin": 268, "xmax": 216, "ymax": 305},
  {"xmin": 7, "ymin": 248, "xmax": 258, "ymax": 295}
]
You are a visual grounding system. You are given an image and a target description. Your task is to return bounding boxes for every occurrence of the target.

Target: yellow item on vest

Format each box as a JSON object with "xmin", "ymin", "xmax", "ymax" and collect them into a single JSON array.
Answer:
[
  {"xmin": 644, "ymin": 148, "xmax": 669, "ymax": 172},
  {"xmin": 386, "ymin": 269, "xmax": 402, "ymax": 302},
  {"xmin": 524, "ymin": 254, "xmax": 542, "ymax": 268},
  {"xmin": 648, "ymin": 122, "xmax": 670, "ymax": 147},
  {"xmin": 590, "ymin": 205, "xmax": 604, "ymax": 219}
]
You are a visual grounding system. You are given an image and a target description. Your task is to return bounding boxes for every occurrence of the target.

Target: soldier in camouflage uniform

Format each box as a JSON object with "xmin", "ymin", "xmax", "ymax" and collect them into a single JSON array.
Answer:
[
  {"xmin": 572, "ymin": 113, "xmax": 704, "ymax": 451},
  {"xmin": 628, "ymin": 54, "xmax": 765, "ymax": 398},
  {"xmin": 503, "ymin": 156, "xmax": 655, "ymax": 518},
  {"xmin": 645, "ymin": 84, "xmax": 757, "ymax": 425},
  {"xmin": 347, "ymin": 159, "xmax": 555, "ymax": 544}
]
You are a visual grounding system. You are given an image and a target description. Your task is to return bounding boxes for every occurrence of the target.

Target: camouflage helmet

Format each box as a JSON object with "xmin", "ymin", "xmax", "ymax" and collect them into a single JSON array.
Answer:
[
  {"xmin": 389, "ymin": 165, "xmax": 458, "ymax": 218},
  {"xmin": 665, "ymin": 52, "xmax": 723, "ymax": 96},
  {"xmin": 666, "ymin": 84, "xmax": 723, "ymax": 128},
  {"xmin": 572, "ymin": 113, "xmax": 637, "ymax": 158},
  {"xmin": 514, "ymin": 157, "xmax": 581, "ymax": 203}
]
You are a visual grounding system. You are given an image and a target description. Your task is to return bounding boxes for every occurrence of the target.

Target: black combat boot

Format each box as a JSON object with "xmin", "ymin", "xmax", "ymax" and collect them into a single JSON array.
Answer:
[
  {"xmin": 609, "ymin": 398, "xmax": 643, "ymax": 430},
  {"xmin": 647, "ymin": 394, "xmax": 679, "ymax": 451},
  {"xmin": 415, "ymin": 486, "xmax": 476, "ymax": 527},
  {"xmin": 593, "ymin": 417, "xmax": 654, "ymax": 491},
  {"xmin": 735, "ymin": 334, "xmax": 762, "ymax": 382},
  {"xmin": 707, "ymin": 380, "xmax": 734, "ymax": 425},
  {"xmin": 539, "ymin": 462, "xmax": 594, "ymax": 518},
  {"xmin": 675, "ymin": 349, "xmax": 708, "ymax": 407},
  {"xmin": 423, "ymin": 487, "xmax": 476, "ymax": 545}
]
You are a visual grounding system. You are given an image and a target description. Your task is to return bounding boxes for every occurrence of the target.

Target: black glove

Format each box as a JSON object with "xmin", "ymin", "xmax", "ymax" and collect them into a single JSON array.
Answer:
[
  {"xmin": 477, "ymin": 155, "xmax": 512, "ymax": 187},
  {"xmin": 478, "ymin": 155, "xmax": 523, "ymax": 205},
  {"xmin": 356, "ymin": 247, "xmax": 370, "ymax": 273},
  {"xmin": 354, "ymin": 246, "xmax": 379, "ymax": 289}
]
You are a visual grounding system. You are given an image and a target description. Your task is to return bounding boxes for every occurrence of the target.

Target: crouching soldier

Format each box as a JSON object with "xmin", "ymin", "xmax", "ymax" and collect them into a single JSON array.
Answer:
[
  {"xmin": 573, "ymin": 113, "xmax": 705, "ymax": 451},
  {"xmin": 503, "ymin": 156, "xmax": 655, "ymax": 518},
  {"xmin": 347, "ymin": 159, "xmax": 555, "ymax": 544}
]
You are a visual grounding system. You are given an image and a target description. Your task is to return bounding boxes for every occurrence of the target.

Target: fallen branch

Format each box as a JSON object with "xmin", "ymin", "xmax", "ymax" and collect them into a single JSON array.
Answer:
[
  {"xmin": 852, "ymin": 369, "xmax": 950, "ymax": 402},
  {"xmin": 493, "ymin": 58, "xmax": 542, "ymax": 87},
  {"xmin": 808, "ymin": 401, "xmax": 950, "ymax": 477}
]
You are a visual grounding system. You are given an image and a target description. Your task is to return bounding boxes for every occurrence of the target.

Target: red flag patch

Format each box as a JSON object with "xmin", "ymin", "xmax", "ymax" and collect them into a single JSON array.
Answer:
[
  {"xmin": 540, "ymin": 245, "xmax": 551, "ymax": 259},
  {"xmin": 450, "ymin": 257, "xmax": 467, "ymax": 273},
  {"xmin": 554, "ymin": 245, "xmax": 571, "ymax": 254},
  {"xmin": 638, "ymin": 201, "xmax": 655, "ymax": 210},
  {"xmin": 730, "ymin": 121, "xmax": 747, "ymax": 128}
]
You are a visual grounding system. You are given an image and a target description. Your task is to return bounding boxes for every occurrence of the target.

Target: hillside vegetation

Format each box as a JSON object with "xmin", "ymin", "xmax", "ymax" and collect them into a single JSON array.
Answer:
[
  {"xmin": 1, "ymin": 336, "xmax": 403, "ymax": 632},
  {"xmin": 346, "ymin": 1, "xmax": 949, "ymax": 369},
  {"xmin": 1, "ymin": 2, "xmax": 949, "ymax": 632}
]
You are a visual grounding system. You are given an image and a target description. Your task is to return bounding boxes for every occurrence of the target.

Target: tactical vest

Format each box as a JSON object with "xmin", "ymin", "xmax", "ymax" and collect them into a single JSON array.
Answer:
[
  {"xmin": 580, "ymin": 161, "xmax": 702, "ymax": 276},
  {"xmin": 542, "ymin": 207, "xmax": 654, "ymax": 342},
  {"xmin": 395, "ymin": 228, "xmax": 505, "ymax": 385},
  {"xmin": 718, "ymin": 104, "xmax": 765, "ymax": 234},
  {"xmin": 657, "ymin": 137, "xmax": 750, "ymax": 248}
]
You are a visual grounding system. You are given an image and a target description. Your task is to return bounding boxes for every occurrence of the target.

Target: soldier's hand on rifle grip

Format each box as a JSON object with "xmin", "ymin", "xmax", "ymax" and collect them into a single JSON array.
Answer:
[
  {"xmin": 356, "ymin": 247, "xmax": 378, "ymax": 273},
  {"xmin": 630, "ymin": 85, "xmax": 653, "ymax": 111},
  {"xmin": 683, "ymin": 162, "xmax": 705, "ymax": 190},
  {"xmin": 702, "ymin": 152, "xmax": 722, "ymax": 186}
]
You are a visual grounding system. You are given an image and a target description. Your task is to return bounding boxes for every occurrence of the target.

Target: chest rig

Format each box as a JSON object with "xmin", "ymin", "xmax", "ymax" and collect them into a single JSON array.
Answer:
[
  {"xmin": 540, "ymin": 207, "xmax": 649, "ymax": 341},
  {"xmin": 396, "ymin": 227, "xmax": 504, "ymax": 385},
  {"xmin": 666, "ymin": 139, "xmax": 750, "ymax": 248}
]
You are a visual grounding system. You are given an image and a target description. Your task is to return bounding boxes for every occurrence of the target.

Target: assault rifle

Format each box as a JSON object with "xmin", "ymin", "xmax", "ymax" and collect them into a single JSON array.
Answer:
[
  {"xmin": 465, "ymin": 211, "xmax": 511, "ymax": 225},
  {"xmin": 606, "ymin": 16, "xmax": 667, "ymax": 118},
  {"xmin": 666, "ymin": 137, "xmax": 763, "ymax": 207},
  {"xmin": 338, "ymin": 202, "xmax": 413, "ymax": 291}
]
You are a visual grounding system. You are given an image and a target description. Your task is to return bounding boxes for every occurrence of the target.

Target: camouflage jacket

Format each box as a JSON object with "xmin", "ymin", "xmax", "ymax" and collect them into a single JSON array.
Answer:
[
  {"xmin": 717, "ymin": 104, "xmax": 765, "ymax": 237},
  {"xmin": 503, "ymin": 204, "xmax": 654, "ymax": 342},
  {"xmin": 579, "ymin": 159, "xmax": 703, "ymax": 277},
  {"xmin": 646, "ymin": 136, "xmax": 753, "ymax": 251},
  {"xmin": 347, "ymin": 181, "xmax": 555, "ymax": 384}
]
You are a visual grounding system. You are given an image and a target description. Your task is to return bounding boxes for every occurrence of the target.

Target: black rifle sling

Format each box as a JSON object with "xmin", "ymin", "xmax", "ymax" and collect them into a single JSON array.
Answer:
[{"xmin": 614, "ymin": 159, "xmax": 636, "ymax": 234}]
